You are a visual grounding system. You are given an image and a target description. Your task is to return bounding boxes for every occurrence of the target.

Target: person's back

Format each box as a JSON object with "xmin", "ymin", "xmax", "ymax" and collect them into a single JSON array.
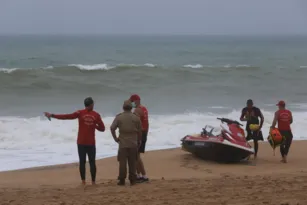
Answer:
[
  {"xmin": 52, "ymin": 108, "xmax": 105, "ymax": 145},
  {"xmin": 76, "ymin": 109, "xmax": 103, "ymax": 145},
  {"xmin": 277, "ymin": 109, "xmax": 292, "ymax": 131},
  {"xmin": 116, "ymin": 112, "xmax": 141, "ymax": 148}
]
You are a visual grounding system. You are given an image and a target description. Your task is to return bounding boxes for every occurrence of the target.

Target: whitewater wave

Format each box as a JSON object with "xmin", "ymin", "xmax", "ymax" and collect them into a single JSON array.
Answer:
[
  {"xmin": 184, "ymin": 64, "xmax": 204, "ymax": 69},
  {"xmin": 0, "ymin": 63, "xmax": 157, "ymax": 74},
  {"xmin": 0, "ymin": 63, "xmax": 263, "ymax": 74},
  {"xmin": 68, "ymin": 64, "xmax": 112, "ymax": 71},
  {"xmin": 0, "ymin": 109, "xmax": 306, "ymax": 171}
]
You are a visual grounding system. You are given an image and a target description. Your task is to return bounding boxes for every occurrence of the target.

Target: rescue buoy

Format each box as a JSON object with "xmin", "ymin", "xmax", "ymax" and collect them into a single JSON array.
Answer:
[
  {"xmin": 267, "ymin": 128, "xmax": 285, "ymax": 156},
  {"xmin": 270, "ymin": 128, "xmax": 283, "ymax": 143},
  {"xmin": 249, "ymin": 124, "xmax": 260, "ymax": 131}
]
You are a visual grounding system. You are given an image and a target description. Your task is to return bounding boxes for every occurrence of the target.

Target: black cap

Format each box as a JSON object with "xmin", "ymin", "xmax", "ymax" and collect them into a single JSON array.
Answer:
[
  {"xmin": 247, "ymin": 99, "xmax": 253, "ymax": 105},
  {"xmin": 84, "ymin": 97, "xmax": 94, "ymax": 107}
]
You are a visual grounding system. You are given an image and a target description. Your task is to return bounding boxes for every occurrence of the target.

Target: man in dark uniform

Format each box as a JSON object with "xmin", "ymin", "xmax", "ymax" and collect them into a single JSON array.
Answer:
[
  {"xmin": 110, "ymin": 100, "xmax": 142, "ymax": 186},
  {"xmin": 240, "ymin": 99, "xmax": 264, "ymax": 159}
]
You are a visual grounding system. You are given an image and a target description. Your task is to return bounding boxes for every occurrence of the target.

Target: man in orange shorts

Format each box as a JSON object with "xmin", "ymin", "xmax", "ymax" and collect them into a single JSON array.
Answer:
[
  {"xmin": 129, "ymin": 94, "xmax": 149, "ymax": 183},
  {"xmin": 271, "ymin": 100, "xmax": 293, "ymax": 163}
]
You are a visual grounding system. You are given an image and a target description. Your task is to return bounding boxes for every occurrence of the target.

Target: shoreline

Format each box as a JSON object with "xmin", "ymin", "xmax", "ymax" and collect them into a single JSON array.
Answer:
[
  {"xmin": 1, "ymin": 140, "xmax": 304, "ymax": 173},
  {"xmin": 0, "ymin": 147, "xmax": 179, "ymax": 174},
  {"xmin": 0, "ymin": 146, "xmax": 178, "ymax": 173}
]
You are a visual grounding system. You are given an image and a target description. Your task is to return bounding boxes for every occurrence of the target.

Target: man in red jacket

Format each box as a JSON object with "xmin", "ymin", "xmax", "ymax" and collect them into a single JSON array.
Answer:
[{"xmin": 44, "ymin": 97, "xmax": 105, "ymax": 185}]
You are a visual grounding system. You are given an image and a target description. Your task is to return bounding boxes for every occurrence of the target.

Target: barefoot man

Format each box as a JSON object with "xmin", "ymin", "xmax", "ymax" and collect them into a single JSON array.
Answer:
[
  {"xmin": 44, "ymin": 97, "xmax": 105, "ymax": 185},
  {"xmin": 271, "ymin": 100, "xmax": 293, "ymax": 163},
  {"xmin": 129, "ymin": 94, "xmax": 149, "ymax": 182},
  {"xmin": 240, "ymin": 99, "xmax": 264, "ymax": 159}
]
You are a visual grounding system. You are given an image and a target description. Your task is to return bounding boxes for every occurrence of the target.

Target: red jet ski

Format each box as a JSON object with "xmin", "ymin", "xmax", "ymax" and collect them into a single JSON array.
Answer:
[{"xmin": 181, "ymin": 118, "xmax": 254, "ymax": 163}]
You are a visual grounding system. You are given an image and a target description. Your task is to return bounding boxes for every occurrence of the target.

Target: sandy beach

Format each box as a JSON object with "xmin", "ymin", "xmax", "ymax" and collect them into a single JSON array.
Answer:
[{"xmin": 0, "ymin": 141, "xmax": 307, "ymax": 205}]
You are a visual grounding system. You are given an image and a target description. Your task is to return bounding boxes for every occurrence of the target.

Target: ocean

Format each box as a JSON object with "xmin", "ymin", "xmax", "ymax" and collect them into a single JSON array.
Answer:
[{"xmin": 1, "ymin": 35, "xmax": 307, "ymax": 171}]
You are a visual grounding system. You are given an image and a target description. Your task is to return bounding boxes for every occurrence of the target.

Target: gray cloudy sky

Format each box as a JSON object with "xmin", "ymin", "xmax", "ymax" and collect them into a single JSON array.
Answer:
[{"xmin": 0, "ymin": 0, "xmax": 307, "ymax": 35}]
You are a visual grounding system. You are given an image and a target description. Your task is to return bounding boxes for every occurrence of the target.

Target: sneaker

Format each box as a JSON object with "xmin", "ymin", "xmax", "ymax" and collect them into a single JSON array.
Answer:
[
  {"xmin": 142, "ymin": 177, "xmax": 149, "ymax": 182},
  {"xmin": 137, "ymin": 177, "xmax": 149, "ymax": 183},
  {"xmin": 136, "ymin": 177, "xmax": 142, "ymax": 183}
]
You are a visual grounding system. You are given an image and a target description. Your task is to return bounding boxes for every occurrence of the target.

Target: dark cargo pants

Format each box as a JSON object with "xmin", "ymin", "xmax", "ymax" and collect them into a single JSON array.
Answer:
[{"xmin": 118, "ymin": 147, "xmax": 138, "ymax": 182}]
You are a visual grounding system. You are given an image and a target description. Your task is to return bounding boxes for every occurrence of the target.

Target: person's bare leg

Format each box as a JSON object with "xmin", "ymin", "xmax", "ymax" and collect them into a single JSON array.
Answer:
[
  {"xmin": 136, "ymin": 155, "xmax": 148, "ymax": 182},
  {"xmin": 137, "ymin": 155, "xmax": 146, "ymax": 176},
  {"xmin": 136, "ymin": 153, "xmax": 141, "ymax": 178}
]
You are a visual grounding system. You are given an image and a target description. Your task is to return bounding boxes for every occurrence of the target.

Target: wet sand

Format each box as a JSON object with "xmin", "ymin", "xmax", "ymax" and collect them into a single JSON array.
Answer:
[{"xmin": 0, "ymin": 141, "xmax": 307, "ymax": 205}]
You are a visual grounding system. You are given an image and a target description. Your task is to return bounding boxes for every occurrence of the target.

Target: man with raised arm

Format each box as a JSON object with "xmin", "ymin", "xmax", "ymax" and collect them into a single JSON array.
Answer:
[{"xmin": 44, "ymin": 97, "xmax": 105, "ymax": 186}]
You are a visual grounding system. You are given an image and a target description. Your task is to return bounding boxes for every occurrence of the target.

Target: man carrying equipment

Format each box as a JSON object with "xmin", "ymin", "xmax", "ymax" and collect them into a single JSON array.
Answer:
[
  {"xmin": 240, "ymin": 99, "xmax": 264, "ymax": 159},
  {"xmin": 271, "ymin": 100, "xmax": 293, "ymax": 163}
]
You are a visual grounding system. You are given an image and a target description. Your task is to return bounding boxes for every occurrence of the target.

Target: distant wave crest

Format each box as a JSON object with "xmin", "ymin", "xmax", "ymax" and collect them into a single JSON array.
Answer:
[
  {"xmin": 1, "ymin": 63, "xmax": 305, "ymax": 74},
  {"xmin": 0, "ymin": 63, "xmax": 158, "ymax": 74}
]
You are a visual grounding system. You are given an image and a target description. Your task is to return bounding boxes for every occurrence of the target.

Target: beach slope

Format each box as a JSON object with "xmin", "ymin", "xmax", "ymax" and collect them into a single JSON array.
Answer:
[{"xmin": 1, "ymin": 141, "xmax": 307, "ymax": 205}]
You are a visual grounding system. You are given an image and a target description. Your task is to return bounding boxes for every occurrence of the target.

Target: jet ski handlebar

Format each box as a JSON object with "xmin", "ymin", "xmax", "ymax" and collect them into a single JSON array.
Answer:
[{"xmin": 216, "ymin": 117, "xmax": 243, "ymax": 126}]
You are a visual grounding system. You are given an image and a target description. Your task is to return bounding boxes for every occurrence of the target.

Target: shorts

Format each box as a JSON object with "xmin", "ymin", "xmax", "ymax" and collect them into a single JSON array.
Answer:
[
  {"xmin": 138, "ymin": 131, "xmax": 148, "ymax": 153},
  {"xmin": 246, "ymin": 129, "xmax": 264, "ymax": 141},
  {"xmin": 279, "ymin": 130, "xmax": 293, "ymax": 140}
]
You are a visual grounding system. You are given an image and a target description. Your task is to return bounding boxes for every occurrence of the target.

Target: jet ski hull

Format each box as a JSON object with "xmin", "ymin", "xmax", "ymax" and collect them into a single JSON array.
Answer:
[{"xmin": 181, "ymin": 137, "xmax": 254, "ymax": 163}]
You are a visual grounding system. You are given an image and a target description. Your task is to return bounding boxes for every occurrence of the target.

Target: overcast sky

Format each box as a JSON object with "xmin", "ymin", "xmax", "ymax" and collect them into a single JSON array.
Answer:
[{"xmin": 0, "ymin": 0, "xmax": 307, "ymax": 35}]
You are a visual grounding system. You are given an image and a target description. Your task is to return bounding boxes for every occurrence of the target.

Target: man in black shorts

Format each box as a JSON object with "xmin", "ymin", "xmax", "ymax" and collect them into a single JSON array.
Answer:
[
  {"xmin": 130, "ymin": 94, "xmax": 149, "ymax": 183},
  {"xmin": 240, "ymin": 99, "xmax": 264, "ymax": 159},
  {"xmin": 271, "ymin": 100, "xmax": 293, "ymax": 163}
]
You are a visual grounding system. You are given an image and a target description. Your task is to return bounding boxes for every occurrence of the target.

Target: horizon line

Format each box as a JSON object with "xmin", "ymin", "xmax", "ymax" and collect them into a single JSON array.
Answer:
[{"xmin": 1, "ymin": 33, "xmax": 307, "ymax": 37}]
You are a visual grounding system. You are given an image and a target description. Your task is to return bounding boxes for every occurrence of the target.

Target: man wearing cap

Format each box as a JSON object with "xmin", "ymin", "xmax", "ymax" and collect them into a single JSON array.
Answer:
[
  {"xmin": 111, "ymin": 100, "xmax": 142, "ymax": 186},
  {"xmin": 129, "ymin": 94, "xmax": 149, "ymax": 182},
  {"xmin": 240, "ymin": 99, "xmax": 264, "ymax": 159},
  {"xmin": 44, "ymin": 97, "xmax": 105, "ymax": 186},
  {"xmin": 271, "ymin": 100, "xmax": 293, "ymax": 163}
]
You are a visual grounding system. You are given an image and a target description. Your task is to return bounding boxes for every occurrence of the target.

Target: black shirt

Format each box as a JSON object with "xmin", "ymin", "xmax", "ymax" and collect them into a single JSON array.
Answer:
[{"xmin": 240, "ymin": 106, "xmax": 262, "ymax": 129}]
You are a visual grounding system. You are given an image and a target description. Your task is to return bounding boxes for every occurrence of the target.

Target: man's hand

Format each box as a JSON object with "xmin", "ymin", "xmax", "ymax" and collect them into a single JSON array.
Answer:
[
  {"xmin": 44, "ymin": 112, "xmax": 53, "ymax": 121},
  {"xmin": 138, "ymin": 141, "xmax": 142, "ymax": 148},
  {"xmin": 44, "ymin": 112, "xmax": 52, "ymax": 118},
  {"xmin": 114, "ymin": 137, "xmax": 120, "ymax": 143}
]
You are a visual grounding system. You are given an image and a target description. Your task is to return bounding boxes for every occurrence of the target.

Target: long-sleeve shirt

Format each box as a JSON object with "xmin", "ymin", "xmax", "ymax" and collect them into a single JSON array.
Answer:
[{"xmin": 53, "ymin": 109, "xmax": 105, "ymax": 145}]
